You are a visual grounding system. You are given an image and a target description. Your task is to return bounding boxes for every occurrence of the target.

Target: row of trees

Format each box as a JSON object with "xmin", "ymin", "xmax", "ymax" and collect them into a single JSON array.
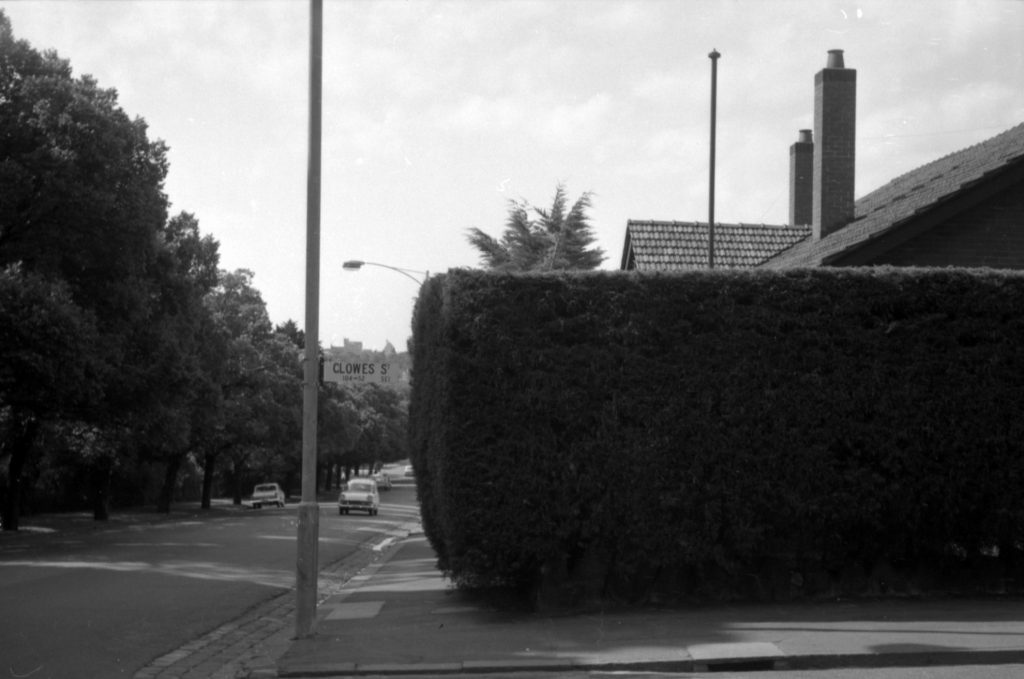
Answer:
[
  {"xmin": 0, "ymin": 13, "xmax": 406, "ymax": 530},
  {"xmin": 1, "ymin": 10, "xmax": 603, "ymax": 530}
]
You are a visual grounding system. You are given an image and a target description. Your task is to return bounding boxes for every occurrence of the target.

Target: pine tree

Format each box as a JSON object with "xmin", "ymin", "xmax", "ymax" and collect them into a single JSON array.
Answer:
[{"xmin": 467, "ymin": 184, "xmax": 605, "ymax": 271}]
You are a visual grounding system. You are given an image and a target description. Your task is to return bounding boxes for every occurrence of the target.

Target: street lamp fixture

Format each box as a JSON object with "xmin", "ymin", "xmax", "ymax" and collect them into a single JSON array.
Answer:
[{"xmin": 342, "ymin": 260, "xmax": 428, "ymax": 285}]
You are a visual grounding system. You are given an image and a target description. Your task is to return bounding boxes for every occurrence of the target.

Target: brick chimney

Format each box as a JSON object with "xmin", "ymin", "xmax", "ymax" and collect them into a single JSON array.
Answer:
[
  {"xmin": 789, "ymin": 129, "xmax": 813, "ymax": 226},
  {"xmin": 813, "ymin": 49, "xmax": 856, "ymax": 239}
]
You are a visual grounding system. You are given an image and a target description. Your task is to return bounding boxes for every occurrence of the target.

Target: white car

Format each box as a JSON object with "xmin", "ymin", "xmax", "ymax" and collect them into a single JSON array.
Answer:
[
  {"xmin": 338, "ymin": 478, "xmax": 380, "ymax": 516},
  {"xmin": 372, "ymin": 470, "xmax": 392, "ymax": 490},
  {"xmin": 251, "ymin": 483, "xmax": 286, "ymax": 509}
]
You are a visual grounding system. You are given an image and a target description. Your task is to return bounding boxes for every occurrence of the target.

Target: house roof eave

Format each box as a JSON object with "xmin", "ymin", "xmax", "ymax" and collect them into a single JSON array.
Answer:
[{"xmin": 826, "ymin": 157, "xmax": 1024, "ymax": 266}]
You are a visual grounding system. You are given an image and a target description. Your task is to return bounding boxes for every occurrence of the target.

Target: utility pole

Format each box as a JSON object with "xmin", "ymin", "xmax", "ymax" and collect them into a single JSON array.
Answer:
[
  {"xmin": 295, "ymin": 0, "xmax": 322, "ymax": 639},
  {"xmin": 708, "ymin": 48, "xmax": 720, "ymax": 270}
]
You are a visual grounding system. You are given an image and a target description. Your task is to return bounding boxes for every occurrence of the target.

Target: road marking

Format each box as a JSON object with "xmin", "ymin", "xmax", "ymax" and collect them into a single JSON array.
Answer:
[
  {"xmin": 372, "ymin": 537, "xmax": 396, "ymax": 552},
  {"xmin": 687, "ymin": 641, "xmax": 783, "ymax": 660}
]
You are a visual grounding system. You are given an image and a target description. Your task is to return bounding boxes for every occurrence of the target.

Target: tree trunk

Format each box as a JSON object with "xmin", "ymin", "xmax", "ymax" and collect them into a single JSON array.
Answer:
[
  {"xmin": 2, "ymin": 447, "xmax": 26, "ymax": 531},
  {"xmin": 90, "ymin": 459, "xmax": 111, "ymax": 521},
  {"xmin": 201, "ymin": 451, "xmax": 217, "ymax": 510},
  {"xmin": 232, "ymin": 464, "xmax": 244, "ymax": 505},
  {"xmin": 157, "ymin": 454, "xmax": 183, "ymax": 513},
  {"xmin": 2, "ymin": 414, "xmax": 38, "ymax": 532},
  {"xmin": 998, "ymin": 522, "xmax": 1017, "ymax": 576}
]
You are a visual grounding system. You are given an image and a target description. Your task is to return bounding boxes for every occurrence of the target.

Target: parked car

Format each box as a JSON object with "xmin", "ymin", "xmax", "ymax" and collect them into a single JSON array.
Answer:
[
  {"xmin": 338, "ymin": 478, "xmax": 380, "ymax": 515},
  {"xmin": 251, "ymin": 483, "xmax": 286, "ymax": 509},
  {"xmin": 372, "ymin": 470, "xmax": 392, "ymax": 490}
]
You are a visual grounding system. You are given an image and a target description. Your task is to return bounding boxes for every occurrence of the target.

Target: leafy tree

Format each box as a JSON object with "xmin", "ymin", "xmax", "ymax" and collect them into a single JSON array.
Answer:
[
  {"xmin": 467, "ymin": 184, "xmax": 605, "ymax": 271},
  {"xmin": 319, "ymin": 384, "xmax": 362, "ymax": 489},
  {"xmin": 0, "ymin": 12, "xmax": 169, "ymax": 328},
  {"xmin": 198, "ymin": 270, "xmax": 302, "ymax": 507},
  {"xmin": 316, "ymin": 382, "xmax": 409, "ymax": 488},
  {"xmin": 354, "ymin": 385, "xmax": 408, "ymax": 465},
  {"xmin": 0, "ymin": 12, "xmax": 171, "ymax": 525},
  {"xmin": 135, "ymin": 212, "xmax": 220, "ymax": 514},
  {"xmin": 275, "ymin": 319, "xmax": 305, "ymax": 349},
  {"xmin": 0, "ymin": 266, "xmax": 99, "ymax": 529},
  {"xmin": 214, "ymin": 331, "xmax": 302, "ymax": 505}
]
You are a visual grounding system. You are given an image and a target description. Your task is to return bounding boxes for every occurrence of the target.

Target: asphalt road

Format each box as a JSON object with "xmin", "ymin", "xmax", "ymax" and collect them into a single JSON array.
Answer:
[
  {"xmin": 0, "ymin": 483, "xmax": 419, "ymax": 679},
  {"xmin": 462, "ymin": 668, "xmax": 1024, "ymax": 679}
]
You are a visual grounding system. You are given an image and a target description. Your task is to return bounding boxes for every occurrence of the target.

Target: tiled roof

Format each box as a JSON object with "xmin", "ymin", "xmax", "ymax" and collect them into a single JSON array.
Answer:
[
  {"xmin": 762, "ymin": 122, "xmax": 1024, "ymax": 268},
  {"xmin": 622, "ymin": 221, "xmax": 811, "ymax": 270},
  {"xmin": 624, "ymin": 123, "xmax": 1024, "ymax": 271}
]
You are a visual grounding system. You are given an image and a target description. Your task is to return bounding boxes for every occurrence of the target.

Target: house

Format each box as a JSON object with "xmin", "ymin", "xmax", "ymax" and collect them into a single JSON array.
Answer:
[{"xmin": 621, "ymin": 50, "xmax": 1024, "ymax": 271}]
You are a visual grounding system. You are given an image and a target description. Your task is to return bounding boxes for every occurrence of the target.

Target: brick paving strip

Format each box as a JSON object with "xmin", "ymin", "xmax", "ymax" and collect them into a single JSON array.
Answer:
[{"xmin": 132, "ymin": 524, "xmax": 416, "ymax": 679}]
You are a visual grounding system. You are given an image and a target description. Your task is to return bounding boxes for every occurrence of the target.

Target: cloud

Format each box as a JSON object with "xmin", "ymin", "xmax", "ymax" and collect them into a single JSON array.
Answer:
[
  {"xmin": 579, "ymin": 1, "xmax": 663, "ymax": 34},
  {"xmin": 642, "ymin": 128, "xmax": 690, "ymax": 160},
  {"xmin": 540, "ymin": 93, "xmax": 614, "ymax": 145},
  {"xmin": 440, "ymin": 94, "xmax": 526, "ymax": 133},
  {"xmin": 631, "ymin": 71, "xmax": 687, "ymax": 103}
]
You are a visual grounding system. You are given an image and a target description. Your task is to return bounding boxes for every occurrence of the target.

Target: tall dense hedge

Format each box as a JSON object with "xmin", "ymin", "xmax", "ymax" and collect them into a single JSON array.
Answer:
[{"xmin": 409, "ymin": 267, "xmax": 1024, "ymax": 605}]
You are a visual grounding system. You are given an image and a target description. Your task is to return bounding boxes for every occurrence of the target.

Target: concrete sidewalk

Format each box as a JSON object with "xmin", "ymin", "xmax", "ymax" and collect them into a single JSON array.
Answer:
[{"xmin": 277, "ymin": 527, "xmax": 1024, "ymax": 677}]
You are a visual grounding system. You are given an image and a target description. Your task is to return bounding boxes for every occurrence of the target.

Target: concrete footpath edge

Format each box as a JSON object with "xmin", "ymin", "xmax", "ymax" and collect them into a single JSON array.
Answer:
[
  {"xmin": 274, "ymin": 526, "xmax": 1024, "ymax": 678},
  {"xmin": 244, "ymin": 521, "xmax": 420, "ymax": 679},
  {"xmin": 276, "ymin": 649, "xmax": 1024, "ymax": 678}
]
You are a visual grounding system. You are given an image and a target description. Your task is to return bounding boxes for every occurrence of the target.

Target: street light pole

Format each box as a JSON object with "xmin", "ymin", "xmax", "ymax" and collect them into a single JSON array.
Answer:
[
  {"xmin": 295, "ymin": 0, "xmax": 322, "ymax": 640},
  {"xmin": 342, "ymin": 260, "xmax": 428, "ymax": 286},
  {"xmin": 708, "ymin": 48, "xmax": 720, "ymax": 270}
]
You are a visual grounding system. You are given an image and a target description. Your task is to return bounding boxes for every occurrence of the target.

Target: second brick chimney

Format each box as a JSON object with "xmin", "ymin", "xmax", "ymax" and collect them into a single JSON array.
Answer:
[
  {"xmin": 813, "ymin": 49, "xmax": 856, "ymax": 240},
  {"xmin": 789, "ymin": 129, "xmax": 813, "ymax": 226}
]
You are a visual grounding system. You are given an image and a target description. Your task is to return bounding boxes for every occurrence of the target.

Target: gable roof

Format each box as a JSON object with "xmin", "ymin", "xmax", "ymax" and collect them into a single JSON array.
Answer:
[
  {"xmin": 761, "ymin": 122, "xmax": 1024, "ymax": 268},
  {"xmin": 621, "ymin": 221, "xmax": 811, "ymax": 270},
  {"xmin": 622, "ymin": 122, "xmax": 1024, "ymax": 271}
]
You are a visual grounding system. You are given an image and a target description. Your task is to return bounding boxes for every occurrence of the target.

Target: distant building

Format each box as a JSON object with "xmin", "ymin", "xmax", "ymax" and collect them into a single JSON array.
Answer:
[{"xmin": 621, "ymin": 50, "xmax": 1024, "ymax": 271}]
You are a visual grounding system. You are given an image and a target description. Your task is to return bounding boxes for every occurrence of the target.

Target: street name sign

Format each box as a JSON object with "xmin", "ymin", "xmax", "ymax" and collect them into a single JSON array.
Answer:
[{"xmin": 324, "ymin": 360, "xmax": 396, "ymax": 385}]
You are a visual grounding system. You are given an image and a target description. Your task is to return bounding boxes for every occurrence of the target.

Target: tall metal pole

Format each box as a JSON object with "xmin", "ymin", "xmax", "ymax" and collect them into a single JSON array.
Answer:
[
  {"xmin": 295, "ymin": 0, "xmax": 323, "ymax": 639},
  {"xmin": 708, "ymin": 49, "xmax": 720, "ymax": 270}
]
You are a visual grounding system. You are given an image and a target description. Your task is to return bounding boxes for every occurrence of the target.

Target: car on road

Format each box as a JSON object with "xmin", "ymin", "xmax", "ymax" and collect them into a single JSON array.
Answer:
[
  {"xmin": 338, "ymin": 478, "xmax": 380, "ymax": 515},
  {"xmin": 251, "ymin": 483, "xmax": 286, "ymax": 509},
  {"xmin": 372, "ymin": 470, "xmax": 392, "ymax": 490}
]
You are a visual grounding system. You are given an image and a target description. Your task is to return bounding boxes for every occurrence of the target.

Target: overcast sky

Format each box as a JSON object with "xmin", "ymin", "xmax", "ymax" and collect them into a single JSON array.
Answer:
[{"xmin": 3, "ymin": 1, "xmax": 1023, "ymax": 350}]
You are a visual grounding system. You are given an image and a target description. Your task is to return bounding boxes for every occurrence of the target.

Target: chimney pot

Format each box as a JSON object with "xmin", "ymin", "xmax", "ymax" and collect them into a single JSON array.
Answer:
[
  {"xmin": 826, "ymin": 49, "xmax": 845, "ymax": 68},
  {"xmin": 798, "ymin": 129, "xmax": 813, "ymax": 143}
]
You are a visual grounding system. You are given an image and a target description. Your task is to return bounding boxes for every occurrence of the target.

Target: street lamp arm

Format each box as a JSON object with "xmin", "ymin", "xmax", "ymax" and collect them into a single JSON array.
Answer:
[{"xmin": 342, "ymin": 260, "xmax": 428, "ymax": 285}]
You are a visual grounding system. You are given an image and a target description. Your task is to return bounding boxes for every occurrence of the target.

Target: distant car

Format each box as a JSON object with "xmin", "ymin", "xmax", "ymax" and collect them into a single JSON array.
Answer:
[
  {"xmin": 372, "ymin": 471, "xmax": 392, "ymax": 490},
  {"xmin": 403, "ymin": 465, "xmax": 414, "ymax": 478},
  {"xmin": 251, "ymin": 483, "xmax": 286, "ymax": 509},
  {"xmin": 338, "ymin": 478, "xmax": 380, "ymax": 515}
]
